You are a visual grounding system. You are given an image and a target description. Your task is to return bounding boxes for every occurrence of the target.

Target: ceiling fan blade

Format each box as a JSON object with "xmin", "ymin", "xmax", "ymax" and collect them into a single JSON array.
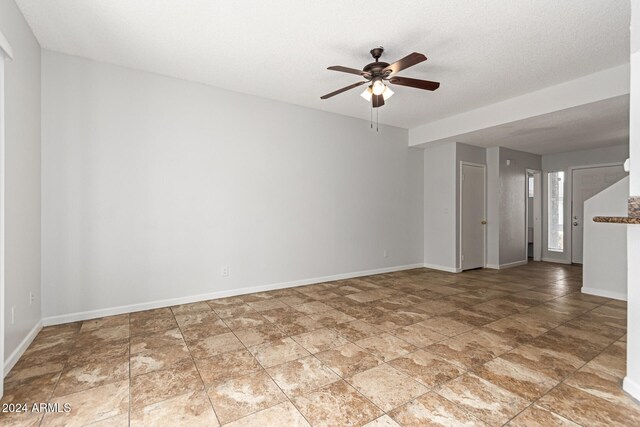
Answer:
[
  {"xmin": 327, "ymin": 65, "xmax": 370, "ymax": 77},
  {"xmin": 320, "ymin": 81, "xmax": 367, "ymax": 99},
  {"xmin": 388, "ymin": 76, "xmax": 440, "ymax": 91},
  {"xmin": 383, "ymin": 52, "xmax": 427, "ymax": 75},
  {"xmin": 372, "ymin": 94, "xmax": 385, "ymax": 108}
]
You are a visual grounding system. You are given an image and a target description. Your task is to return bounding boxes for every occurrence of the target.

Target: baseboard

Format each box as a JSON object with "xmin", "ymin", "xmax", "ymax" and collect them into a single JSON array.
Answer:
[
  {"xmin": 423, "ymin": 263, "xmax": 461, "ymax": 273},
  {"xmin": 42, "ymin": 263, "xmax": 425, "ymax": 326},
  {"xmin": 581, "ymin": 287, "xmax": 627, "ymax": 301},
  {"xmin": 4, "ymin": 319, "xmax": 43, "ymax": 377},
  {"xmin": 623, "ymin": 376, "xmax": 640, "ymax": 402},
  {"xmin": 486, "ymin": 260, "xmax": 527, "ymax": 270}
]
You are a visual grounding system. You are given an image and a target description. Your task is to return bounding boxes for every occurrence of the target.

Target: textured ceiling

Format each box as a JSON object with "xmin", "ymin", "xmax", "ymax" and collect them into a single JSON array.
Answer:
[
  {"xmin": 431, "ymin": 95, "xmax": 630, "ymax": 155},
  {"xmin": 16, "ymin": 0, "xmax": 630, "ymax": 129}
]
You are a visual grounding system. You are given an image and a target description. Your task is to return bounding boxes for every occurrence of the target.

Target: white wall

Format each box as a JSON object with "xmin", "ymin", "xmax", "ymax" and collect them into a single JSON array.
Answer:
[
  {"xmin": 0, "ymin": 0, "xmax": 42, "ymax": 370},
  {"xmin": 423, "ymin": 141, "xmax": 457, "ymax": 271},
  {"xmin": 41, "ymin": 51, "xmax": 424, "ymax": 321},
  {"xmin": 541, "ymin": 144, "xmax": 629, "ymax": 263},
  {"xmin": 582, "ymin": 177, "xmax": 628, "ymax": 300},
  {"xmin": 624, "ymin": 0, "xmax": 640, "ymax": 403}
]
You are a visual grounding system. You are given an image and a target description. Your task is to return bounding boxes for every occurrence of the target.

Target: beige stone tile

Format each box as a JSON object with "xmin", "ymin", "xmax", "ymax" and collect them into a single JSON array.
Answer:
[
  {"xmin": 5, "ymin": 360, "xmax": 66, "ymax": 384},
  {"xmin": 130, "ymin": 358, "xmax": 203, "ymax": 411},
  {"xmin": 293, "ymin": 301, "xmax": 333, "ymax": 315},
  {"xmin": 84, "ymin": 413, "xmax": 129, "ymax": 427},
  {"xmin": 246, "ymin": 299, "xmax": 289, "ymax": 312},
  {"xmin": 80, "ymin": 314, "xmax": 129, "ymax": 332},
  {"xmin": 390, "ymin": 323, "xmax": 447, "ymax": 348},
  {"xmin": 500, "ymin": 343, "xmax": 584, "ymax": 381},
  {"xmin": 308, "ymin": 309, "xmax": 356, "ymax": 327},
  {"xmin": 291, "ymin": 328, "xmax": 349, "ymax": 353},
  {"xmin": 582, "ymin": 341, "xmax": 626, "ymax": 380},
  {"xmin": 293, "ymin": 380, "xmax": 382, "ymax": 426},
  {"xmin": 330, "ymin": 320, "xmax": 382, "ymax": 342},
  {"xmin": 389, "ymin": 391, "xmax": 487, "ymax": 426},
  {"xmin": 260, "ymin": 306, "xmax": 300, "ymax": 323},
  {"xmin": 275, "ymin": 315, "xmax": 324, "ymax": 335},
  {"xmin": 355, "ymin": 333, "xmax": 417, "ymax": 362},
  {"xmin": 224, "ymin": 401, "xmax": 310, "ymax": 427},
  {"xmin": 315, "ymin": 342, "xmax": 383, "ymax": 377},
  {"xmin": 1, "ymin": 371, "xmax": 60, "ymax": 405},
  {"xmin": 186, "ymin": 331, "xmax": 244, "ymax": 360},
  {"xmin": 473, "ymin": 356, "xmax": 557, "ymax": 401},
  {"xmin": 211, "ymin": 303, "xmax": 257, "ymax": 319},
  {"xmin": 207, "ymin": 370, "xmax": 286, "ymax": 424},
  {"xmin": 416, "ymin": 316, "xmax": 474, "ymax": 337},
  {"xmin": 130, "ymin": 327, "xmax": 185, "ymax": 354},
  {"xmin": 363, "ymin": 415, "xmax": 402, "ymax": 427},
  {"xmin": 437, "ymin": 373, "xmax": 529, "ymax": 426},
  {"xmin": 248, "ymin": 337, "xmax": 310, "ymax": 368},
  {"xmin": 174, "ymin": 310, "xmax": 220, "ymax": 328},
  {"xmin": 388, "ymin": 349, "xmax": 465, "ymax": 388},
  {"xmin": 54, "ymin": 355, "xmax": 129, "ymax": 397},
  {"xmin": 131, "ymin": 390, "xmax": 218, "ymax": 426},
  {"xmin": 41, "ymin": 380, "xmax": 129, "ymax": 427},
  {"xmin": 234, "ymin": 323, "xmax": 287, "ymax": 347},
  {"xmin": 538, "ymin": 383, "xmax": 640, "ymax": 427},
  {"xmin": 206, "ymin": 296, "xmax": 245, "ymax": 309},
  {"xmin": 564, "ymin": 367, "xmax": 639, "ymax": 407},
  {"xmin": 179, "ymin": 319, "xmax": 231, "ymax": 343},
  {"xmin": 347, "ymin": 364, "xmax": 428, "ymax": 412},
  {"xmin": 195, "ymin": 349, "xmax": 262, "ymax": 388},
  {"xmin": 507, "ymin": 405, "xmax": 581, "ymax": 426},
  {"xmin": 170, "ymin": 301, "xmax": 212, "ymax": 315},
  {"xmin": 267, "ymin": 355, "xmax": 340, "ymax": 397},
  {"xmin": 130, "ymin": 343, "xmax": 191, "ymax": 377},
  {"xmin": 223, "ymin": 312, "xmax": 269, "ymax": 330}
]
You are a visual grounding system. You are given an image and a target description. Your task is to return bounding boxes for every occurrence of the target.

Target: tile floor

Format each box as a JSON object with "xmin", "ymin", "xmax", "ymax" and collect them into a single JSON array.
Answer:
[{"xmin": 2, "ymin": 262, "xmax": 639, "ymax": 426}]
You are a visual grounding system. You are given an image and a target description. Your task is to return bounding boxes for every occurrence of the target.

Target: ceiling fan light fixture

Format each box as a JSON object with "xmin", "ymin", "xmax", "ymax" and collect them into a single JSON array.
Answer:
[
  {"xmin": 361, "ymin": 85, "xmax": 393, "ymax": 102},
  {"xmin": 371, "ymin": 78, "xmax": 386, "ymax": 95}
]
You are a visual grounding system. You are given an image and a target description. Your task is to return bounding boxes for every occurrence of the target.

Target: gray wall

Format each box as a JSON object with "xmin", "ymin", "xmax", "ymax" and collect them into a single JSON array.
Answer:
[
  {"xmin": 542, "ymin": 144, "xmax": 629, "ymax": 263},
  {"xmin": 41, "ymin": 51, "xmax": 425, "ymax": 320},
  {"xmin": 498, "ymin": 147, "xmax": 542, "ymax": 265},
  {"xmin": 0, "ymin": 0, "xmax": 42, "ymax": 366},
  {"xmin": 424, "ymin": 141, "xmax": 457, "ymax": 270}
]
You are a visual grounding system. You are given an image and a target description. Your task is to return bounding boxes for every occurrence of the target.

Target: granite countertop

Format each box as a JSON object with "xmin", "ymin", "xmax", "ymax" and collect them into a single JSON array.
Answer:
[
  {"xmin": 593, "ymin": 216, "xmax": 640, "ymax": 224},
  {"xmin": 592, "ymin": 196, "xmax": 640, "ymax": 224}
]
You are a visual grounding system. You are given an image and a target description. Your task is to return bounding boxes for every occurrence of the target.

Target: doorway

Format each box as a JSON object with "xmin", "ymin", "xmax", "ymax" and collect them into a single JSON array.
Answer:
[
  {"xmin": 526, "ymin": 170, "xmax": 542, "ymax": 262},
  {"xmin": 570, "ymin": 164, "xmax": 627, "ymax": 264},
  {"xmin": 460, "ymin": 162, "xmax": 486, "ymax": 271}
]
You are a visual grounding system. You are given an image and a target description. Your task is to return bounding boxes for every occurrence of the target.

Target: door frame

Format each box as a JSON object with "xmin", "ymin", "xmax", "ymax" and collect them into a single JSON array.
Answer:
[
  {"xmin": 525, "ymin": 169, "xmax": 542, "ymax": 262},
  {"xmin": 459, "ymin": 161, "xmax": 487, "ymax": 271},
  {"xmin": 568, "ymin": 162, "xmax": 625, "ymax": 264}
]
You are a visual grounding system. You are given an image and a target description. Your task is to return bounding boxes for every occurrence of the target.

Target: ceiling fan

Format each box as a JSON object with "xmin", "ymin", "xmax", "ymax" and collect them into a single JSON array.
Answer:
[{"xmin": 320, "ymin": 47, "xmax": 440, "ymax": 108}]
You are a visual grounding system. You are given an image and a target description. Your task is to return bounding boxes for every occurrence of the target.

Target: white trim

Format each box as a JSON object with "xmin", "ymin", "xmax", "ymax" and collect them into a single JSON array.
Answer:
[
  {"xmin": 42, "ymin": 263, "xmax": 425, "ymax": 326},
  {"xmin": 3, "ymin": 320, "xmax": 42, "ymax": 377},
  {"xmin": 459, "ymin": 161, "xmax": 487, "ymax": 271},
  {"xmin": 525, "ymin": 169, "xmax": 542, "ymax": 262},
  {"xmin": 581, "ymin": 287, "xmax": 627, "ymax": 301},
  {"xmin": 0, "ymin": 30, "xmax": 13, "ymax": 60},
  {"xmin": 623, "ymin": 376, "xmax": 640, "ymax": 402},
  {"xmin": 423, "ymin": 263, "xmax": 461, "ymax": 273},
  {"xmin": 485, "ymin": 260, "xmax": 528, "ymax": 270}
]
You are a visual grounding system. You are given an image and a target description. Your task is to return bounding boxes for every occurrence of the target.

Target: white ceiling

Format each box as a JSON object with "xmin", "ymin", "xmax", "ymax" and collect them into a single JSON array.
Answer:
[
  {"xmin": 432, "ymin": 95, "xmax": 630, "ymax": 155},
  {"xmin": 16, "ymin": 0, "xmax": 630, "ymax": 129}
]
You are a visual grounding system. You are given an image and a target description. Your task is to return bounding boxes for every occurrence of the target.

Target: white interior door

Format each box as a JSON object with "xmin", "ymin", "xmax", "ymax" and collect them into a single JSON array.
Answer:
[
  {"xmin": 461, "ymin": 163, "xmax": 486, "ymax": 270},
  {"xmin": 571, "ymin": 165, "xmax": 627, "ymax": 263}
]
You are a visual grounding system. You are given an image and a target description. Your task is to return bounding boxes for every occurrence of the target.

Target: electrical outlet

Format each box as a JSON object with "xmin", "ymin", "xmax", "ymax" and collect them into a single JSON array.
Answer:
[
  {"xmin": 11, "ymin": 306, "xmax": 15, "ymax": 324},
  {"xmin": 221, "ymin": 266, "xmax": 230, "ymax": 277},
  {"xmin": 30, "ymin": 292, "xmax": 35, "ymax": 305}
]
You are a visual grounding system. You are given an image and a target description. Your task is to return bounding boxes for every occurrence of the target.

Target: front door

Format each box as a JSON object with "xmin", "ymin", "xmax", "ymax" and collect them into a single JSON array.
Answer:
[
  {"xmin": 461, "ymin": 163, "xmax": 486, "ymax": 270},
  {"xmin": 571, "ymin": 165, "xmax": 627, "ymax": 263}
]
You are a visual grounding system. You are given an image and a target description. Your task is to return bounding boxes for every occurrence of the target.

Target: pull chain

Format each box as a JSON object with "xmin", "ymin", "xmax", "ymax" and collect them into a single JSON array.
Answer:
[{"xmin": 376, "ymin": 108, "xmax": 379, "ymax": 132}]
